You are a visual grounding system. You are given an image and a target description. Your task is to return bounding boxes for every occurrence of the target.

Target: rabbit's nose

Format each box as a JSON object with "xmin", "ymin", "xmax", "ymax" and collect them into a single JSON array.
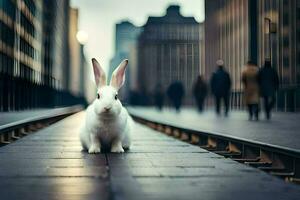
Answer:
[{"xmin": 104, "ymin": 107, "xmax": 111, "ymax": 111}]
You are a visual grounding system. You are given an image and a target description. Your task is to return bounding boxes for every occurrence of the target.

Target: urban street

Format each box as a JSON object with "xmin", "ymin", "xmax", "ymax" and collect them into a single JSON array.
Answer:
[{"xmin": 0, "ymin": 0, "xmax": 299, "ymax": 200}]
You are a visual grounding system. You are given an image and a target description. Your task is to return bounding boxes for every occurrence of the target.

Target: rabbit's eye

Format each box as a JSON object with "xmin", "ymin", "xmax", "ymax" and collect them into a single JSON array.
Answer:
[
  {"xmin": 114, "ymin": 94, "xmax": 118, "ymax": 100},
  {"xmin": 97, "ymin": 93, "xmax": 100, "ymax": 99}
]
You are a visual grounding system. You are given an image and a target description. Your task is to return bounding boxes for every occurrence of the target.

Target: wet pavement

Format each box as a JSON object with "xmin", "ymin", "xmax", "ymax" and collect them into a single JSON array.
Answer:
[
  {"xmin": 0, "ymin": 106, "xmax": 82, "ymax": 126},
  {"xmin": 0, "ymin": 111, "xmax": 299, "ymax": 200},
  {"xmin": 128, "ymin": 107, "xmax": 300, "ymax": 151}
]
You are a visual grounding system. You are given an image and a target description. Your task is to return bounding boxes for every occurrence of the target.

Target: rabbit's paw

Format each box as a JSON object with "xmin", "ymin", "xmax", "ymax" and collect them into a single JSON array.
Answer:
[
  {"xmin": 111, "ymin": 145, "xmax": 124, "ymax": 153},
  {"xmin": 88, "ymin": 145, "xmax": 101, "ymax": 154}
]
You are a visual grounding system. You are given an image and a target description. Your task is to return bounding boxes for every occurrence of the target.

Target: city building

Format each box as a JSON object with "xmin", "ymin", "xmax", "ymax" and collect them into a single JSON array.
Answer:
[
  {"xmin": 0, "ymin": 0, "xmax": 87, "ymax": 111},
  {"xmin": 204, "ymin": 0, "xmax": 250, "ymax": 109},
  {"xmin": 42, "ymin": 0, "xmax": 70, "ymax": 91},
  {"xmin": 0, "ymin": 0, "xmax": 44, "ymax": 110},
  {"xmin": 69, "ymin": 7, "xmax": 93, "ymax": 104},
  {"xmin": 68, "ymin": 7, "xmax": 81, "ymax": 97},
  {"xmin": 204, "ymin": 0, "xmax": 300, "ymax": 111},
  {"xmin": 109, "ymin": 21, "xmax": 141, "ymax": 103},
  {"xmin": 137, "ymin": 5, "xmax": 203, "ymax": 105},
  {"xmin": 256, "ymin": 0, "xmax": 300, "ymax": 111}
]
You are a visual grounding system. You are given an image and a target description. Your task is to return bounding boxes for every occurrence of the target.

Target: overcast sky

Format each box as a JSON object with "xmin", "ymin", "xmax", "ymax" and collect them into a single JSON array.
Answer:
[{"xmin": 71, "ymin": 0, "xmax": 205, "ymax": 74}]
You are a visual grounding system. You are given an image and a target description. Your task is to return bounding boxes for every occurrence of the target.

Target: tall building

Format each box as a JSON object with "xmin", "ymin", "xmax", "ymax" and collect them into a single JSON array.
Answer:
[
  {"xmin": 204, "ymin": 0, "xmax": 300, "ymax": 111},
  {"xmin": 0, "ymin": 0, "xmax": 44, "ymax": 110},
  {"xmin": 69, "ymin": 7, "xmax": 93, "ymax": 104},
  {"xmin": 137, "ymin": 5, "xmax": 203, "ymax": 105},
  {"xmin": 204, "ymin": 0, "xmax": 250, "ymax": 109},
  {"xmin": 68, "ymin": 7, "xmax": 81, "ymax": 97},
  {"xmin": 256, "ymin": 0, "xmax": 300, "ymax": 111},
  {"xmin": 42, "ymin": 0, "xmax": 70, "ymax": 91},
  {"xmin": 109, "ymin": 21, "xmax": 141, "ymax": 103},
  {"xmin": 0, "ymin": 0, "xmax": 87, "ymax": 111}
]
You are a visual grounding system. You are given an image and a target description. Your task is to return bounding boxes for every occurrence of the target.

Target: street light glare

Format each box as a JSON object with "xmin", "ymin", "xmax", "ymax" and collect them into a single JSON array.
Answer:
[{"xmin": 76, "ymin": 30, "xmax": 89, "ymax": 44}]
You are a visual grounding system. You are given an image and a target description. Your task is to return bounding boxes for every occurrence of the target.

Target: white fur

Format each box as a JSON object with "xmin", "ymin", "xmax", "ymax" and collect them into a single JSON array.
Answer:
[{"xmin": 80, "ymin": 59, "xmax": 132, "ymax": 153}]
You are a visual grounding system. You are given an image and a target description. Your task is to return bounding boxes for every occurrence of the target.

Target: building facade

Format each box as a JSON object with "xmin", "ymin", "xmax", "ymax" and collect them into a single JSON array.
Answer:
[
  {"xmin": 0, "ymin": 0, "xmax": 44, "ymax": 110},
  {"xmin": 137, "ymin": 5, "xmax": 203, "ymax": 105},
  {"xmin": 204, "ymin": 0, "xmax": 300, "ymax": 111},
  {"xmin": 68, "ymin": 7, "xmax": 81, "ymax": 96},
  {"xmin": 109, "ymin": 21, "xmax": 141, "ymax": 103},
  {"xmin": 256, "ymin": 0, "xmax": 300, "ymax": 111},
  {"xmin": 204, "ymin": 0, "xmax": 251, "ymax": 109},
  {"xmin": 42, "ymin": 0, "xmax": 70, "ymax": 91},
  {"xmin": 0, "ymin": 0, "xmax": 86, "ymax": 111}
]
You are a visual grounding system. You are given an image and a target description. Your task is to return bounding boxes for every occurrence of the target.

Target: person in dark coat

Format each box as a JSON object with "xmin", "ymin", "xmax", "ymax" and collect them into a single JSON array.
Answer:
[
  {"xmin": 154, "ymin": 83, "xmax": 164, "ymax": 111},
  {"xmin": 210, "ymin": 60, "xmax": 231, "ymax": 116},
  {"xmin": 167, "ymin": 81, "xmax": 185, "ymax": 112},
  {"xmin": 258, "ymin": 60, "xmax": 279, "ymax": 120},
  {"xmin": 193, "ymin": 75, "xmax": 208, "ymax": 112}
]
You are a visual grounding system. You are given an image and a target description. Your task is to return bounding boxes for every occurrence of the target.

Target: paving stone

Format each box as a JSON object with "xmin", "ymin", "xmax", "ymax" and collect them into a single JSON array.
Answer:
[
  {"xmin": 1, "ymin": 111, "xmax": 300, "ymax": 200},
  {"xmin": 128, "ymin": 107, "xmax": 300, "ymax": 150},
  {"xmin": 108, "ymin": 120, "xmax": 300, "ymax": 200},
  {"xmin": 0, "ymin": 112, "xmax": 111, "ymax": 199}
]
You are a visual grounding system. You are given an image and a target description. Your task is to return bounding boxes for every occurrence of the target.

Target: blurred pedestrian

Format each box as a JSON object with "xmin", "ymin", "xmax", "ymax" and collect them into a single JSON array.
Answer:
[
  {"xmin": 154, "ymin": 83, "xmax": 164, "ymax": 111},
  {"xmin": 242, "ymin": 61, "xmax": 260, "ymax": 121},
  {"xmin": 167, "ymin": 81, "xmax": 185, "ymax": 112},
  {"xmin": 210, "ymin": 60, "xmax": 231, "ymax": 116},
  {"xmin": 258, "ymin": 60, "xmax": 279, "ymax": 120},
  {"xmin": 193, "ymin": 75, "xmax": 208, "ymax": 112}
]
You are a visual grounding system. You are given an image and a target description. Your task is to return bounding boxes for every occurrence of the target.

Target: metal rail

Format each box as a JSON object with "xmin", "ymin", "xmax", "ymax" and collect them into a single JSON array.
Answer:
[
  {"xmin": 0, "ymin": 106, "xmax": 83, "ymax": 146},
  {"xmin": 131, "ymin": 114, "xmax": 300, "ymax": 184}
]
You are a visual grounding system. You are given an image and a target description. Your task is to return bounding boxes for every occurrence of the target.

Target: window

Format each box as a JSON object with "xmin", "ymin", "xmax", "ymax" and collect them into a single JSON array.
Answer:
[
  {"xmin": 5, "ymin": 54, "xmax": 13, "ymax": 75},
  {"xmin": 0, "ymin": 22, "xmax": 14, "ymax": 47},
  {"xmin": 0, "ymin": 52, "xmax": 3, "ymax": 73},
  {"xmin": 283, "ymin": 37, "xmax": 289, "ymax": 47},
  {"xmin": 21, "ymin": 13, "xmax": 35, "ymax": 37},
  {"xmin": 283, "ymin": 57, "xmax": 290, "ymax": 68},
  {"xmin": 2, "ymin": 0, "xmax": 16, "ymax": 20},
  {"xmin": 283, "ymin": 12, "xmax": 289, "ymax": 25},
  {"xmin": 24, "ymin": 0, "xmax": 36, "ymax": 16}
]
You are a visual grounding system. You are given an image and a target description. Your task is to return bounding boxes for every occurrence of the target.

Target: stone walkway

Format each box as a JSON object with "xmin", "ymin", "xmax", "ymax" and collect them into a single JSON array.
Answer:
[
  {"xmin": 128, "ymin": 107, "xmax": 300, "ymax": 150},
  {"xmin": 0, "ymin": 112, "xmax": 299, "ymax": 200}
]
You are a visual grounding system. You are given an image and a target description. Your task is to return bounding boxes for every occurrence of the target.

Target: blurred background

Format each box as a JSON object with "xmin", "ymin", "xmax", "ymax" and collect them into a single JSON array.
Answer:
[{"xmin": 0, "ymin": 0, "xmax": 299, "ymax": 112}]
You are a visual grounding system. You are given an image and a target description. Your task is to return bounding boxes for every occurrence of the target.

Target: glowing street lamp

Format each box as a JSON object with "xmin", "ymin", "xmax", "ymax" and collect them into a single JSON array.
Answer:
[
  {"xmin": 264, "ymin": 18, "xmax": 277, "ymax": 63},
  {"xmin": 264, "ymin": 18, "xmax": 277, "ymax": 34},
  {"xmin": 76, "ymin": 30, "xmax": 89, "ymax": 44}
]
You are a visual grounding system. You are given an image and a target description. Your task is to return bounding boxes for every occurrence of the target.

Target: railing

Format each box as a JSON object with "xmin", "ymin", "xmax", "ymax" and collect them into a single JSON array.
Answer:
[
  {"xmin": 231, "ymin": 86, "xmax": 300, "ymax": 112},
  {"xmin": 127, "ymin": 86, "xmax": 300, "ymax": 112},
  {"xmin": 276, "ymin": 86, "xmax": 300, "ymax": 112},
  {"xmin": 0, "ymin": 72, "xmax": 87, "ymax": 111}
]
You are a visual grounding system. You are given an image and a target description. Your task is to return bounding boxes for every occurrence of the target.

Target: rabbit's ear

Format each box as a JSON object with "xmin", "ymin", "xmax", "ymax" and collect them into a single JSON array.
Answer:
[
  {"xmin": 110, "ymin": 59, "xmax": 128, "ymax": 90},
  {"xmin": 92, "ymin": 58, "xmax": 106, "ymax": 88}
]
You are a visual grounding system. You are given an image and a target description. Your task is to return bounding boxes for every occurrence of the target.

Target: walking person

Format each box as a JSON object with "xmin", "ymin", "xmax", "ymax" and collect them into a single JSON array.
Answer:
[
  {"xmin": 210, "ymin": 60, "xmax": 231, "ymax": 116},
  {"xmin": 258, "ymin": 60, "xmax": 279, "ymax": 120},
  {"xmin": 242, "ymin": 61, "xmax": 260, "ymax": 121},
  {"xmin": 154, "ymin": 83, "xmax": 164, "ymax": 111},
  {"xmin": 193, "ymin": 75, "xmax": 208, "ymax": 112},
  {"xmin": 167, "ymin": 81, "xmax": 185, "ymax": 112}
]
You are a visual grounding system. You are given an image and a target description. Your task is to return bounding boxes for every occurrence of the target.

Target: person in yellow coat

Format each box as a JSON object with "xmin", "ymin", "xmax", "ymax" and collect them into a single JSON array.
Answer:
[{"xmin": 242, "ymin": 61, "xmax": 260, "ymax": 120}]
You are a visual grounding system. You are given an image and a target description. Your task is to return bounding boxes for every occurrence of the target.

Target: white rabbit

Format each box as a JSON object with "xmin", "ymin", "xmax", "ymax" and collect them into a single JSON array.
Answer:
[{"xmin": 79, "ymin": 58, "xmax": 133, "ymax": 153}]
